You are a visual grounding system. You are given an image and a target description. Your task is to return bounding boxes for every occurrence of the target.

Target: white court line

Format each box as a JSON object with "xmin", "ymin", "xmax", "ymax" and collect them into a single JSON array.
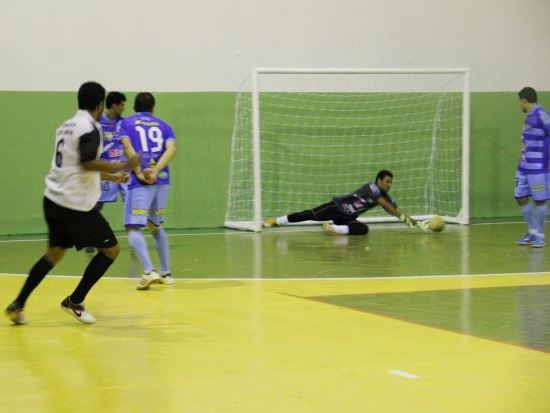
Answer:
[
  {"xmin": 388, "ymin": 370, "xmax": 420, "ymax": 379},
  {"xmin": 0, "ymin": 271, "xmax": 548, "ymax": 281},
  {"xmin": 0, "ymin": 221, "xmax": 526, "ymax": 243}
]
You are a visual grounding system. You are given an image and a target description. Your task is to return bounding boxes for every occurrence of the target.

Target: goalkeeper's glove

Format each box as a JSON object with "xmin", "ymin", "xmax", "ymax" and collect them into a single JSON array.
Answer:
[
  {"xmin": 399, "ymin": 214, "xmax": 414, "ymax": 228},
  {"xmin": 415, "ymin": 220, "xmax": 431, "ymax": 231}
]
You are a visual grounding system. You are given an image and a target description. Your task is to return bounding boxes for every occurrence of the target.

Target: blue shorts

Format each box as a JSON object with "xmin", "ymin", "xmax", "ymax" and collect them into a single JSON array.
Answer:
[
  {"xmin": 98, "ymin": 180, "xmax": 128, "ymax": 203},
  {"xmin": 124, "ymin": 185, "xmax": 169, "ymax": 227},
  {"xmin": 515, "ymin": 171, "xmax": 550, "ymax": 201}
]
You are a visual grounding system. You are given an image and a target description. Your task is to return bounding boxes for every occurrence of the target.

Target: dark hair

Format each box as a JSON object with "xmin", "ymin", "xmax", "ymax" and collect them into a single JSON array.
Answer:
[
  {"xmin": 78, "ymin": 81, "xmax": 105, "ymax": 111},
  {"xmin": 375, "ymin": 170, "xmax": 393, "ymax": 182},
  {"xmin": 518, "ymin": 87, "xmax": 537, "ymax": 103},
  {"xmin": 134, "ymin": 92, "xmax": 155, "ymax": 112},
  {"xmin": 106, "ymin": 91, "xmax": 126, "ymax": 109}
]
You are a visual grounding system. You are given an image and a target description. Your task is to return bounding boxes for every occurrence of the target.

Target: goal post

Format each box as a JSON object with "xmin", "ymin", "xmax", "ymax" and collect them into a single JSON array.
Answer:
[{"xmin": 225, "ymin": 68, "xmax": 470, "ymax": 232}]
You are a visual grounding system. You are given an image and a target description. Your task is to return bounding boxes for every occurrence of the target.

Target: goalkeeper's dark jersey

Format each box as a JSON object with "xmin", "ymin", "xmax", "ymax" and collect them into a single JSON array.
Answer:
[{"xmin": 332, "ymin": 182, "xmax": 396, "ymax": 218}]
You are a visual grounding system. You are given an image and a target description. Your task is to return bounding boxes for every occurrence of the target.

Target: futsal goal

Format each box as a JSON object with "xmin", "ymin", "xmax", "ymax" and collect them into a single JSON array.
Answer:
[{"xmin": 225, "ymin": 68, "xmax": 470, "ymax": 232}]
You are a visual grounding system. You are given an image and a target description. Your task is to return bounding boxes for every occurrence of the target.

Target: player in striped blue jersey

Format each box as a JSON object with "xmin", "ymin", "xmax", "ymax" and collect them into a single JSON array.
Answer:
[
  {"xmin": 97, "ymin": 92, "xmax": 127, "ymax": 207},
  {"xmin": 515, "ymin": 87, "xmax": 550, "ymax": 248}
]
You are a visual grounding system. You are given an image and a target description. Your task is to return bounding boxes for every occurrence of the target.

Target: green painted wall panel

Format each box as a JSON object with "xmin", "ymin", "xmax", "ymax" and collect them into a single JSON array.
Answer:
[{"xmin": 0, "ymin": 90, "xmax": 547, "ymax": 235}]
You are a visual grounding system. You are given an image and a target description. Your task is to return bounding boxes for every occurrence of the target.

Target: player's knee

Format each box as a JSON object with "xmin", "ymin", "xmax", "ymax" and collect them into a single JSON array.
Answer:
[
  {"xmin": 100, "ymin": 245, "xmax": 120, "ymax": 260},
  {"xmin": 348, "ymin": 222, "xmax": 369, "ymax": 235},
  {"xmin": 45, "ymin": 247, "xmax": 66, "ymax": 265},
  {"xmin": 146, "ymin": 221, "xmax": 159, "ymax": 233},
  {"xmin": 516, "ymin": 197, "xmax": 529, "ymax": 206}
]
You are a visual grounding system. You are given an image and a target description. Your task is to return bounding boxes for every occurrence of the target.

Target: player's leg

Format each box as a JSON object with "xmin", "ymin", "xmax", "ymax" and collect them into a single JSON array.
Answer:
[
  {"xmin": 265, "ymin": 201, "xmax": 339, "ymax": 227},
  {"xmin": 324, "ymin": 219, "xmax": 368, "ymax": 235},
  {"xmin": 146, "ymin": 185, "xmax": 172, "ymax": 284},
  {"xmin": 5, "ymin": 197, "xmax": 70, "ymax": 325},
  {"xmin": 527, "ymin": 173, "xmax": 549, "ymax": 247},
  {"xmin": 515, "ymin": 171, "xmax": 537, "ymax": 245},
  {"xmin": 125, "ymin": 186, "xmax": 160, "ymax": 289},
  {"xmin": 59, "ymin": 207, "xmax": 120, "ymax": 323}
]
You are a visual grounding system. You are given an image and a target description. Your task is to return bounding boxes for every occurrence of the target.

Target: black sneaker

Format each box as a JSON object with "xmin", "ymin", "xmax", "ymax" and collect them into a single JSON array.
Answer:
[
  {"xmin": 60, "ymin": 296, "xmax": 96, "ymax": 324},
  {"xmin": 5, "ymin": 301, "xmax": 27, "ymax": 325}
]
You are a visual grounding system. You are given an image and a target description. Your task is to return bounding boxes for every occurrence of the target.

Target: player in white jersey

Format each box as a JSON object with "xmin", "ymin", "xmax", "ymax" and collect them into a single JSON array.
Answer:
[{"xmin": 5, "ymin": 82, "xmax": 139, "ymax": 325}]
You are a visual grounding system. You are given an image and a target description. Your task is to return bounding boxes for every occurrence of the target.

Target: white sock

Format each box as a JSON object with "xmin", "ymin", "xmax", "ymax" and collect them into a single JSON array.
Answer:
[
  {"xmin": 332, "ymin": 224, "xmax": 350, "ymax": 235},
  {"xmin": 276, "ymin": 216, "xmax": 289, "ymax": 225}
]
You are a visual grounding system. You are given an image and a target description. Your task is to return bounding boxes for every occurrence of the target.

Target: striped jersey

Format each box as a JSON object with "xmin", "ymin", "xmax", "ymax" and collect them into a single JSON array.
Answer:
[
  {"xmin": 99, "ymin": 113, "xmax": 125, "ymax": 163},
  {"xmin": 518, "ymin": 105, "xmax": 550, "ymax": 174}
]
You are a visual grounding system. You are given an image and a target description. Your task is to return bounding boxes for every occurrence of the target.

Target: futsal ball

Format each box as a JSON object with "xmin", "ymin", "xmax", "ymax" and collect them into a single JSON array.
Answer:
[{"xmin": 429, "ymin": 215, "xmax": 445, "ymax": 232}]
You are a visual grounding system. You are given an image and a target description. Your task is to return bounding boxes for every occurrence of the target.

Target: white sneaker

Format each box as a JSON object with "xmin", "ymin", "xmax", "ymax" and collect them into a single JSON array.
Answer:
[
  {"xmin": 60, "ymin": 297, "xmax": 96, "ymax": 324},
  {"xmin": 136, "ymin": 270, "xmax": 161, "ymax": 290},
  {"xmin": 159, "ymin": 273, "xmax": 175, "ymax": 285},
  {"xmin": 323, "ymin": 222, "xmax": 336, "ymax": 235}
]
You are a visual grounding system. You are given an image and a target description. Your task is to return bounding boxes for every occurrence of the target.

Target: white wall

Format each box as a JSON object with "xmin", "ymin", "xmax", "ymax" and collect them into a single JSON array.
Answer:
[{"xmin": 1, "ymin": 0, "xmax": 549, "ymax": 91}]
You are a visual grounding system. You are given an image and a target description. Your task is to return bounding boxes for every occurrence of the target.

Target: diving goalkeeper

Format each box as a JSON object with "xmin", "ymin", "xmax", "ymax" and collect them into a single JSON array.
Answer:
[{"xmin": 263, "ymin": 170, "xmax": 428, "ymax": 235}]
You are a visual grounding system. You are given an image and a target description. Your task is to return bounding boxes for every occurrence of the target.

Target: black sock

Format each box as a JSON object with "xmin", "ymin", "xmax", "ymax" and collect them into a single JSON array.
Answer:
[
  {"xmin": 70, "ymin": 253, "xmax": 114, "ymax": 304},
  {"xmin": 15, "ymin": 256, "xmax": 54, "ymax": 307},
  {"xmin": 288, "ymin": 210, "xmax": 316, "ymax": 222}
]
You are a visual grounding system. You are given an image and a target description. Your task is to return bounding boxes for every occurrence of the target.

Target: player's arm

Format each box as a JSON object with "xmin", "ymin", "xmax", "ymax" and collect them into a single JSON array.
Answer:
[
  {"xmin": 100, "ymin": 171, "xmax": 129, "ymax": 183},
  {"xmin": 376, "ymin": 196, "xmax": 419, "ymax": 227},
  {"xmin": 142, "ymin": 139, "xmax": 176, "ymax": 182},
  {"xmin": 120, "ymin": 136, "xmax": 146, "ymax": 179},
  {"xmin": 80, "ymin": 129, "xmax": 139, "ymax": 173}
]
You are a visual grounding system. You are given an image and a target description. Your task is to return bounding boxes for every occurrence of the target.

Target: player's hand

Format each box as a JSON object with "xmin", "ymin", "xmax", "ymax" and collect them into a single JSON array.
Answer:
[
  {"xmin": 415, "ymin": 220, "xmax": 430, "ymax": 231},
  {"xmin": 137, "ymin": 168, "xmax": 157, "ymax": 184},
  {"xmin": 115, "ymin": 171, "xmax": 129, "ymax": 183},
  {"xmin": 399, "ymin": 214, "xmax": 416, "ymax": 228}
]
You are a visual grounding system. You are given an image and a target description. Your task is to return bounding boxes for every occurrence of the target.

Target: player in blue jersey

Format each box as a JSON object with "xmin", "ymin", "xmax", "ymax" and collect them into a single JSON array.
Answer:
[
  {"xmin": 264, "ymin": 170, "xmax": 426, "ymax": 235},
  {"xmin": 84, "ymin": 92, "xmax": 128, "ymax": 255},
  {"xmin": 118, "ymin": 93, "xmax": 177, "ymax": 289},
  {"xmin": 98, "ymin": 91, "xmax": 128, "ymax": 207},
  {"xmin": 515, "ymin": 87, "xmax": 550, "ymax": 248}
]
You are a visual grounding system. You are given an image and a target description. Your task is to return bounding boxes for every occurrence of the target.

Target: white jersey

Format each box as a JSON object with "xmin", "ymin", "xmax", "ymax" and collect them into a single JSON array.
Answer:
[{"xmin": 44, "ymin": 110, "xmax": 103, "ymax": 211}]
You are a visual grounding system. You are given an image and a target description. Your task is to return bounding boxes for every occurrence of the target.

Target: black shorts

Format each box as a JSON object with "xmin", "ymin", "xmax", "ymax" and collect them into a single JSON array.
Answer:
[
  {"xmin": 312, "ymin": 201, "xmax": 358, "ymax": 224},
  {"xmin": 43, "ymin": 196, "xmax": 118, "ymax": 250}
]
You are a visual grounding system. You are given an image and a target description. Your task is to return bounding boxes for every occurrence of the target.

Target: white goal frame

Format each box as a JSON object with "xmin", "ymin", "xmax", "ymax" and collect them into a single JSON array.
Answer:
[{"xmin": 225, "ymin": 67, "xmax": 470, "ymax": 232}]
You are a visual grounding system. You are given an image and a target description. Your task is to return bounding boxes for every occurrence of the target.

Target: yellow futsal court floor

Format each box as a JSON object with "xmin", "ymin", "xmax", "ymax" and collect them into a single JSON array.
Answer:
[{"xmin": 1, "ymin": 224, "xmax": 550, "ymax": 412}]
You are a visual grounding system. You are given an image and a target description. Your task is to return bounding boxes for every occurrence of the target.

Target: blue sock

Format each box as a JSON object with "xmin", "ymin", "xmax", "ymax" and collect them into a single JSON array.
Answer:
[
  {"xmin": 520, "ymin": 203, "xmax": 536, "ymax": 233},
  {"xmin": 535, "ymin": 204, "xmax": 547, "ymax": 238},
  {"xmin": 127, "ymin": 230, "xmax": 154, "ymax": 273},
  {"xmin": 152, "ymin": 227, "xmax": 170, "ymax": 274}
]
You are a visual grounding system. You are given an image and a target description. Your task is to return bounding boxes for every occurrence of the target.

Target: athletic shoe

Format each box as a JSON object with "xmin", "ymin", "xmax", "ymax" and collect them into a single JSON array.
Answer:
[
  {"xmin": 159, "ymin": 273, "xmax": 175, "ymax": 285},
  {"xmin": 532, "ymin": 236, "xmax": 546, "ymax": 248},
  {"xmin": 263, "ymin": 217, "xmax": 278, "ymax": 227},
  {"xmin": 323, "ymin": 222, "xmax": 337, "ymax": 235},
  {"xmin": 5, "ymin": 301, "xmax": 27, "ymax": 325},
  {"xmin": 517, "ymin": 233, "xmax": 536, "ymax": 245},
  {"xmin": 60, "ymin": 296, "xmax": 96, "ymax": 324},
  {"xmin": 136, "ymin": 270, "xmax": 161, "ymax": 290}
]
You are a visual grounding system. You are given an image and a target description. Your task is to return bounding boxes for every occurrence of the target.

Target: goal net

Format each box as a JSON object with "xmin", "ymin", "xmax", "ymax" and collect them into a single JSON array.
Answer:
[{"xmin": 225, "ymin": 68, "xmax": 470, "ymax": 232}]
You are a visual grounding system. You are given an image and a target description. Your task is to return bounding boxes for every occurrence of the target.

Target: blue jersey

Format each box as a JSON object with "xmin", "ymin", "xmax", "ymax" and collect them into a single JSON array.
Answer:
[
  {"xmin": 117, "ymin": 112, "xmax": 176, "ymax": 189},
  {"xmin": 518, "ymin": 105, "xmax": 550, "ymax": 174},
  {"xmin": 99, "ymin": 114, "xmax": 125, "ymax": 163}
]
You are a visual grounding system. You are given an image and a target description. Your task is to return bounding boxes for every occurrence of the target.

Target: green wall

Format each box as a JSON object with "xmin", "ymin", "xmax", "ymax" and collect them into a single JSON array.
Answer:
[{"xmin": 0, "ymin": 91, "xmax": 547, "ymax": 235}]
